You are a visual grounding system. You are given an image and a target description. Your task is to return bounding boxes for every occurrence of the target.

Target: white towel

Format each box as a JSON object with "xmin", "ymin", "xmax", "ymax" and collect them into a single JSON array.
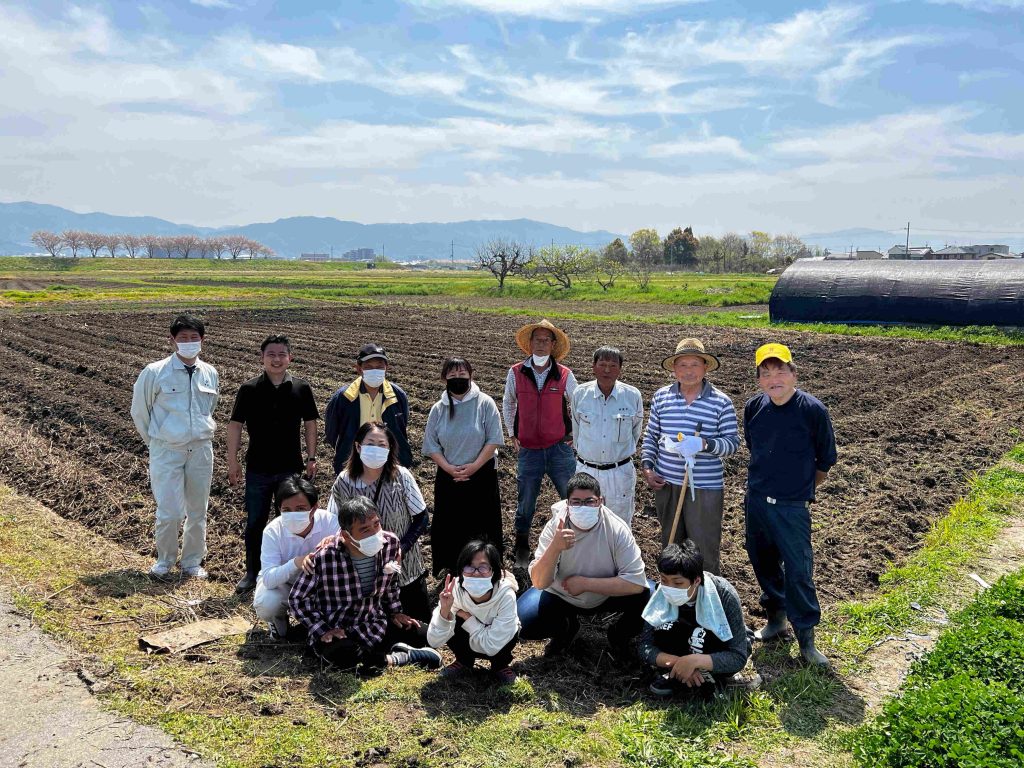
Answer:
[{"xmin": 641, "ymin": 571, "xmax": 733, "ymax": 641}]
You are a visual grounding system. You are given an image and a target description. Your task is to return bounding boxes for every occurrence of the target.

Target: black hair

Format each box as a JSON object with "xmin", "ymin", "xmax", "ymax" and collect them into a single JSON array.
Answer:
[
  {"xmin": 261, "ymin": 334, "xmax": 291, "ymax": 353},
  {"xmin": 455, "ymin": 539, "xmax": 502, "ymax": 589},
  {"xmin": 274, "ymin": 474, "xmax": 319, "ymax": 512},
  {"xmin": 657, "ymin": 540, "xmax": 703, "ymax": 582},
  {"xmin": 170, "ymin": 313, "xmax": 205, "ymax": 338},
  {"xmin": 346, "ymin": 421, "xmax": 398, "ymax": 484},
  {"xmin": 441, "ymin": 357, "xmax": 473, "ymax": 419},
  {"xmin": 756, "ymin": 359, "xmax": 798, "ymax": 378},
  {"xmin": 566, "ymin": 471, "xmax": 601, "ymax": 498},
  {"xmin": 337, "ymin": 496, "xmax": 378, "ymax": 532},
  {"xmin": 592, "ymin": 346, "xmax": 624, "ymax": 365}
]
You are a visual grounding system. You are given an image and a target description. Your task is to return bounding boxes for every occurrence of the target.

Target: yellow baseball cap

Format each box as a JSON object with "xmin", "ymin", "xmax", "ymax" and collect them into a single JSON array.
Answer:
[{"xmin": 755, "ymin": 343, "xmax": 793, "ymax": 368}]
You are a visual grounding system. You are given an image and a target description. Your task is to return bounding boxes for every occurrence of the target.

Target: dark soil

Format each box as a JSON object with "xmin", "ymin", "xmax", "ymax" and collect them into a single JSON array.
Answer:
[{"xmin": 0, "ymin": 304, "xmax": 1022, "ymax": 680}]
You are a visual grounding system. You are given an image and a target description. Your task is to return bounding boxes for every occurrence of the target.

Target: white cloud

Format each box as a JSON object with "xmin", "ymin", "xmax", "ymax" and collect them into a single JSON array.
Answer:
[
  {"xmin": 190, "ymin": 0, "xmax": 240, "ymax": 9},
  {"xmin": 816, "ymin": 35, "xmax": 928, "ymax": 105},
  {"xmin": 240, "ymin": 41, "xmax": 326, "ymax": 80},
  {"xmin": 926, "ymin": 0, "xmax": 1024, "ymax": 9},
  {"xmin": 405, "ymin": 0, "xmax": 700, "ymax": 22},
  {"xmin": 646, "ymin": 124, "xmax": 752, "ymax": 160}
]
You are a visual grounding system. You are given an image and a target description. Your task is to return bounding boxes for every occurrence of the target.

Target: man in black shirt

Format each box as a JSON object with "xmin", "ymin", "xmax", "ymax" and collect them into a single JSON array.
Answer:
[
  {"xmin": 743, "ymin": 342, "xmax": 837, "ymax": 666},
  {"xmin": 228, "ymin": 334, "xmax": 320, "ymax": 593}
]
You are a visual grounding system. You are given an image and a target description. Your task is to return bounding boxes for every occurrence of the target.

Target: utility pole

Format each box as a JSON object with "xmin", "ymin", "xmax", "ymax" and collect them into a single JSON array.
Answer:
[
  {"xmin": 451, "ymin": 239, "xmax": 454, "ymax": 269},
  {"xmin": 905, "ymin": 222, "xmax": 910, "ymax": 258}
]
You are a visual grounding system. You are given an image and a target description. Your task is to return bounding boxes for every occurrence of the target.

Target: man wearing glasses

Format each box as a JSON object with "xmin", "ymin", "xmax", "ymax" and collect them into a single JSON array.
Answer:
[
  {"xmin": 516, "ymin": 473, "xmax": 650, "ymax": 658},
  {"xmin": 503, "ymin": 319, "xmax": 578, "ymax": 568}
]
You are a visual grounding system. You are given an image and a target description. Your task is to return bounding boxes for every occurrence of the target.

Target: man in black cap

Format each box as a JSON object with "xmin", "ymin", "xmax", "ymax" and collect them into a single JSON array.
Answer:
[{"xmin": 325, "ymin": 343, "xmax": 412, "ymax": 473}]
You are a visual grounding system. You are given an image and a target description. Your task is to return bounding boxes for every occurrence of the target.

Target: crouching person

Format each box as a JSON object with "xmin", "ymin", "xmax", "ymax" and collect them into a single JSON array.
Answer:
[
  {"xmin": 288, "ymin": 496, "xmax": 441, "ymax": 674},
  {"xmin": 252, "ymin": 475, "xmax": 339, "ymax": 640},
  {"xmin": 639, "ymin": 540, "xmax": 753, "ymax": 699},
  {"xmin": 517, "ymin": 472, "xmax": 650, "ymax": 658},
  {"xmin": 427, "ymin": 540, "xmax": 521, "ymax": 684}
]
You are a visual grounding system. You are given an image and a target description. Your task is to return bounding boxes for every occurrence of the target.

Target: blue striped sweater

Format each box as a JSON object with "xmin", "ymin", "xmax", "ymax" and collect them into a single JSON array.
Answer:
[{"xmin": 641, "ymin": 380, "xmax": 739, "ymax": 488}]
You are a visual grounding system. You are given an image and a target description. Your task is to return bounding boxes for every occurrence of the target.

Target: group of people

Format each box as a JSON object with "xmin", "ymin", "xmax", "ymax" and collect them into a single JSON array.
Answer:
[{"xmin": 130, "ymin": 312, "xmax": 837, "ymax": 694}]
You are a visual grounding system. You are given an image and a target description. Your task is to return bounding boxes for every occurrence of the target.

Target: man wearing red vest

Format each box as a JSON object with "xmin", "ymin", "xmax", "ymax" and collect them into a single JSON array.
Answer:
[{"xmin": 502, "ymin": 319, "xmax": 578, "ymax": 568}]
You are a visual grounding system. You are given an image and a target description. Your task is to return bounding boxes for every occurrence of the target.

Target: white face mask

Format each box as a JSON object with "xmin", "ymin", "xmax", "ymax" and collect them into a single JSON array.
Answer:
[
  {"xmin": 355, "ymin": 530, "xmax": 386, "ymax": 557},
  {"xmin": 568, "ymin": 505, "xmax": 600, "ymax": 530},
  {"xmin": 462, "ymin": 576, "xmax": 494, "ymax": 598},
  {"xmin": 176, "ymin": 341, "xmax": 202, "ymax": 358},
  {"xmin": 281, "ymin": 511, "xmax": 313, "ymax": 535},
  {"xmin": 359, "ymin": 444, "xmax": 389, "ymax": 469},
  {"xmin": 361, "ymin": 368, "xmax": 386, "ymax": 387},
  {"xmin": 531, "ymin": 354, "xmax": 550, "ymax": 367},
  {"xmin": 661, "ymin": 583, "xmax": 696, "ymax": 607}
]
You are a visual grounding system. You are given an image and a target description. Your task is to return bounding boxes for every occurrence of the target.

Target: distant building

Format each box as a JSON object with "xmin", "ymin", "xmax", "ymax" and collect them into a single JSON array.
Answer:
[
  {"xmin": 855, "ymin": 249, "xmax": 884, "ymax": 260},
  {"xmin": 299, "ymin": 253, "xmax": 330, "ymax": 262},
  {"xmin": 342, "ymin": 248, "xmax": 375, "ymax": 260},
  {"xmin": 887, "ymin": 245, "xmax": 934, "ymax": 260},
  {"xmin": 930, "ymin": 244, "xmax": 1012, "ymax": 260}
]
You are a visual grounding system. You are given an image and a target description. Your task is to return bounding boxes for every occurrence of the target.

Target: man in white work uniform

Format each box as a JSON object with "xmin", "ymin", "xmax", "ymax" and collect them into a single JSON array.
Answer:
[
  {"xmin": 571, "ymin": 346, "xmax": 644, "ymax": 525},
  {"xmin": 131, "ymin": 313, "xmax": 219, "ymax": 579}
]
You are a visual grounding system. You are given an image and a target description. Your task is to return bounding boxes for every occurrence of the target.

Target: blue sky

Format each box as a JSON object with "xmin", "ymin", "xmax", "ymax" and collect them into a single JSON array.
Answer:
[{"xmin": 1, "ymin": 0, "xmax": 1022, "ymax": 241}]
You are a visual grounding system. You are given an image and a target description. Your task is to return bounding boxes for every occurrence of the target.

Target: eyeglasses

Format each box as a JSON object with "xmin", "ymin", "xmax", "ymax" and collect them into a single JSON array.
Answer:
[
  {"xmin": 566, "ymin": 497, "xmax": 601, "ymax": 507},
  {"xmin": 461, "ymin": 564, "xmax": 493, "ymax": 576}
]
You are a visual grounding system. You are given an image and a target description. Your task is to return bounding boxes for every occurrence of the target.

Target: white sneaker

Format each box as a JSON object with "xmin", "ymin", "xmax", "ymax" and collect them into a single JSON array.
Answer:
[
  {"xmin": 182, "ymin": 566, "xmax": 208, "ymax": 580},
  {"xmin": 149, "ymin": 562, "xmax": 172, "ymax": 579}
]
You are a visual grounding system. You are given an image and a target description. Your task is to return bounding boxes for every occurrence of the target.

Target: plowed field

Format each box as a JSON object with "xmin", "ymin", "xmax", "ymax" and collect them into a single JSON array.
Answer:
[{"xmin": 1, "ymin": 304, "xmax": 1022, "ymax": 622}]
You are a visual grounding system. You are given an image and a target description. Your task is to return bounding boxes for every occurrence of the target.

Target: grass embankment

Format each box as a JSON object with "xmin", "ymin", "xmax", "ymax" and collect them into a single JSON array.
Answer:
[
  {"xmin": 0, "ymin": 256, "xmax": 774, "ymax": 308},
  {"xmin": 2, "ymin": 444, "xmax": 1023, "ymax": 767}
]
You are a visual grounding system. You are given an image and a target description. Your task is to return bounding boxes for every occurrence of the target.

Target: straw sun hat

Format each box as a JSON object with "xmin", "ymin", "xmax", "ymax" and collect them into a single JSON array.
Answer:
[
  {"xmin": 661, "ymin": 337, "xmax": 720, "ymax": 372},
  {"xmin": 514, "ymin": 319, "xmax": 570, "ymax": 361}
]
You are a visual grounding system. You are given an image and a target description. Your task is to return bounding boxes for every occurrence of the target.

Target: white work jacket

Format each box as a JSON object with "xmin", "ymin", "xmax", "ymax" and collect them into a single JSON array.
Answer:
[{"xmin": 131, "ymin": 354, "xmax": 219, "ymax": 447}]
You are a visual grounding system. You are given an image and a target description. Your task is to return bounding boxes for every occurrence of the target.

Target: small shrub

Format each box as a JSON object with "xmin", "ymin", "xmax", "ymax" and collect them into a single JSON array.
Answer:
[
  {"xmin": 958, "ymin": 571, "xmax": 1024, "ymax": 624},
  {"xmin": 853, "ymin": 673, "xmax": 1024, "ymax": 768},
  {"xmin": 912, "ymin": 614, "xmax": 1024, "ymax": 692}
]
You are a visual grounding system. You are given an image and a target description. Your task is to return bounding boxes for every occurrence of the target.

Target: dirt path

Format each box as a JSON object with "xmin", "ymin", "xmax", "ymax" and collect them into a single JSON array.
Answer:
[{"xmin": 0, "ymin": 595, "xmax": 211, "ymax": 768}]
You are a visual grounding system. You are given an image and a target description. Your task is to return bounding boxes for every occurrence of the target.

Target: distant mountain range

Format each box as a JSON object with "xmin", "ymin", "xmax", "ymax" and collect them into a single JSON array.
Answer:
[
  {"xmin": 801, "ymin": 227, "xmax": 1024, "ymax": 255},
  {"xmin": 0, "ymin": 201, "xmax": 623, "ymax": 260}
]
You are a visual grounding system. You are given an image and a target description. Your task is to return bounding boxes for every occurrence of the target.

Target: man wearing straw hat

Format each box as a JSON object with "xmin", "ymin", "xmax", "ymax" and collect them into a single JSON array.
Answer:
[
  {"xmin": 640, "ymin": 338, "xmax": 739, "ymax": 575},
  {"xmin": 744, "ymin": 342, "xmax": 836, "ymax": 666},
  {"xmin": 502, "ymin": 319, "xmax": 578, "ymax": 568}
]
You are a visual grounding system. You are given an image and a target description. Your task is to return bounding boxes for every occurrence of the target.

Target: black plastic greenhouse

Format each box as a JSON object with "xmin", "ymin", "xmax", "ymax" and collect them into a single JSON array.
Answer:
[{"xmin": 769, "ymin": 259, "xmax": 1024, "ymax": 327}]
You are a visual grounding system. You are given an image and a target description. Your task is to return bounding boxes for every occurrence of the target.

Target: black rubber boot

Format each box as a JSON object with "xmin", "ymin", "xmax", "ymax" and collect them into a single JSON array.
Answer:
[
  {"xmin": 796, "ymin": 627, "xmax": 830, "ymax": 667},
  {"xmin": 753, "ymin": 609, "xmax": 789, "ymax": 641},
  {"xmin": 514, "ymin": 534, "xmax": 531, "ymax": 569},
  {"xmin": 235, "ymin": 572, "xmax": 257, "ymax": 593}
]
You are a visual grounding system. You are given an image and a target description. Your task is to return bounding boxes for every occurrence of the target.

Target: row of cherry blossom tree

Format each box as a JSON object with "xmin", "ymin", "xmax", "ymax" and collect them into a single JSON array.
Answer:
[{"xmin": 30, "ymin": 230, "xmax": 274, "ymax": 259}]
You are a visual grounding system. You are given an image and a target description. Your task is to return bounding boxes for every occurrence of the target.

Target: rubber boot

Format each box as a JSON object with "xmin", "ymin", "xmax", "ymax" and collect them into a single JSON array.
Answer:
[
  {"xmin": 796, "ymin": 627, "xmax": 830, "ymax": 667},
  {"xmin": 753, "ymin": 610, "xmax": 789, "ymax": 641},
  {"xmin": 514, "ymin": 534, "xmax": 531, "ymax": 569}
]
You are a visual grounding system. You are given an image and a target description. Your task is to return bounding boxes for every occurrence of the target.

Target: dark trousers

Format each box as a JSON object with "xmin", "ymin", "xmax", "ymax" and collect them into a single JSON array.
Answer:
[
  {"xmin": 314, "ymin": 622, "xmax": 429, "ymax": 671},
  {"xmin": 517, "ymin": 585, "xmax": 651, "ymax": 645},
  {"xmin": 244, "ymin": 470, "xmax": 294, "ymax": 576},
  {"xmin": 744, "ymin": 494, "xmax": 821, "ymax": 629},
  {"xmin": 399, "ymin": 574, "xmax": 431, "ymax": 623},
  {"xmin": 447, "ymin": 619, "xmax": 519, "ymax": 670}
]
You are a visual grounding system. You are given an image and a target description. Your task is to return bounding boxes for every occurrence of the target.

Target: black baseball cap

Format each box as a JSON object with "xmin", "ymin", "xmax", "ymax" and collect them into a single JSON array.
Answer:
[{"xmin": 356, "ymin": 343, "xmax": 388, "ymax": 363}]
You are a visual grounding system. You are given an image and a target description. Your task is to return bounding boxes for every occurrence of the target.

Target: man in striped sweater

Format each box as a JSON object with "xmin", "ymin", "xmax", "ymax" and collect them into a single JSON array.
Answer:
[{"xmin": 640, "ymin": 338, "xmax": 739, "ymax": 575}]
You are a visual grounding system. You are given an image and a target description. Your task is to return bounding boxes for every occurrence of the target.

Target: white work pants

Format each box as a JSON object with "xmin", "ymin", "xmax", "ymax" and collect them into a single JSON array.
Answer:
[
  {"xmin": 253, "ymin": 581, "xmax": 290, "ymax": 635},
  {"xmin": 149, "ymin": 439, "xmax": 213, "ymax": 570},
  {"xmin": 574, "ymin": 460, "xmax": 637, "ymax": 526}
]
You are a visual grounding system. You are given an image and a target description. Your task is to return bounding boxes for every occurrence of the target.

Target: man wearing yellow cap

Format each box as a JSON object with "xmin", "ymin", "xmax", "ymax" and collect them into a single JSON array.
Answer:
[{"xmin": 743, "ymin": 343, "xmax": 837, "ymax": 666}]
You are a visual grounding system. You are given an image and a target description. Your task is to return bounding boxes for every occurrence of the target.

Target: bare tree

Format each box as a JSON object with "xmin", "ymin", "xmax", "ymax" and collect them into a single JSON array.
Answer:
[
  {"xmin": 628, "ymin": 228, "xmax": 661, "ymax": 290},
  {"xmin": 258, "ymin": 244, "xmax": 276, "ymax": 259},
  {"xmin": 244, "ymin": 237, "xmax": 263, "ymax": 259},
  {"xmin": 80, "ymin": 232, "xmax": 105, "ymax": 258},
  {"xmin": 31, "ymin": 230, "xmax": 64, "ymax": 257},
  {"xmin": 223, "ymin": 234, "xmax": 248, "ymax": 260},
  {"xmin": 526, "ymin": 244, "xmax": 591, "ymax": 290},
  {"xmin": 476, "ymin": 238, "xmax": 533, "ymax": 292},
  {"xmin": 102, "ymin": 234, "xmax": 121, "ymax": 258},
  {"xmin": 121, "ymin": 234, "xmax": 142, "ymax": 259},
  {"xmin": 62, "ymin": 229, "xmax": 85, "ymax": 258}
]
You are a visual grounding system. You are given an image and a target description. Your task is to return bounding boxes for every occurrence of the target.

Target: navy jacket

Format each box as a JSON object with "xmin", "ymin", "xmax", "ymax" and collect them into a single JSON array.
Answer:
[{"xmin": 324, "ymin": 377, "xmax": 412, "ymax": 473}]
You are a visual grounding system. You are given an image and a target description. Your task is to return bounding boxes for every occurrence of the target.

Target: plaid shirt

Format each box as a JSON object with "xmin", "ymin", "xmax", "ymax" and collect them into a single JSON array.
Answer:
[{"xmin": 288, "ymin": 531, "xmax": 402, "ymax": 647}]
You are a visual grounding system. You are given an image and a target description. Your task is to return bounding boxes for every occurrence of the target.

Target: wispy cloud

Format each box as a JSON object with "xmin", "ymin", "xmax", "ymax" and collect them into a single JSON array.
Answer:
[
  {"xmin": 646, "ymin": 123, "xmax": 752, "ymax": 160},
  {"xmin": 816, "ymin": 35, "xmax": 929, "ymax": 105},
  {"xmin": 404, "ymin": 0, "xmax": 701, "ymax": 22},
  {"xmin": 190, "ymin": 0, "xmax": 240, "ymax": 9},
  {"xmin": 926, "ymin": 0, "xmax": 1024, "ymax": 9}
]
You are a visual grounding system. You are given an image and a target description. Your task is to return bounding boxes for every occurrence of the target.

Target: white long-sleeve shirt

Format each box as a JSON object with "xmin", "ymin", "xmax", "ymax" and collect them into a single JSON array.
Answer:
[
  {"xmin": 427, "ymin": 571, "xmax": 521, "ymax": 657},
  {"xmin": 571, "ymin": 379, "xmax": 644, "ymax": 464},
  {"xmin": 130, "ymin": 354, "xmax": 219, "ymax": 447},
  {"xmin": 257, "ymin": 510, "xmax": 340, "ymax": 591}
]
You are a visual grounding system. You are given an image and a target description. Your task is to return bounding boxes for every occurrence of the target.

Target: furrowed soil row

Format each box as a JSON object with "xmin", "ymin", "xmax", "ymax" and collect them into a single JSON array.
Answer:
[{"xmin": 1, "ymin": 306, "xmax": 1023, "ymax": 618}]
